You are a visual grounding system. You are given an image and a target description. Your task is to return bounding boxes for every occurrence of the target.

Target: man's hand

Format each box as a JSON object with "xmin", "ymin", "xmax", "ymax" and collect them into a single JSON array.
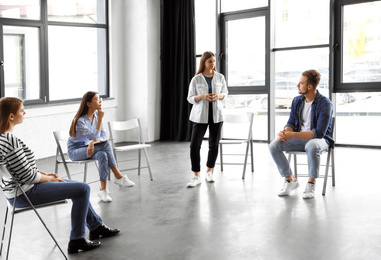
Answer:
[{"xmin": 277, "ymin": 130, "xmax": 294, "ymax": 142}]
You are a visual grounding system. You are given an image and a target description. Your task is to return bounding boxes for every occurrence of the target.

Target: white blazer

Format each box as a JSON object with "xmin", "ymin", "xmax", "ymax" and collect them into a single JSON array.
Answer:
[{"xmin": 187, "ymin": 71, "xmax": 228, "ymax": 123}]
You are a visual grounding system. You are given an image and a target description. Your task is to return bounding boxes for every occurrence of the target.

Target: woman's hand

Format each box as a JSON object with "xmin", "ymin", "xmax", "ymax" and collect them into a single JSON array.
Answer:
[
  {"xmin": 47, "ymin": 173, "xmax": 65, "ymax": 182},
  {"xmin": 39, "ymin": 173, "xmax": 66, "ymax": 183},
  {"xmin": 87, "ymin": 141, "xmax": 95, "ymax": 157},
  {"xmin": 196, "ymin": 94, "xmax": 216, "ymax": 102},
  {"xmin": 97, "ymin": 108, "xmax": 105, "ymax": 119}
]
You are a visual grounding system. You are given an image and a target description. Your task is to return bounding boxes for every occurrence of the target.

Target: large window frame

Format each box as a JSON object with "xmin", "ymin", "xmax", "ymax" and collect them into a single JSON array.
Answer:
[
  {"xmin": 334, "ymin": 0, "xmax": 381, "ymax": 93},
  {"xmin": 0, "ymin": 1, "xmax": 109, "ymax": 105}
]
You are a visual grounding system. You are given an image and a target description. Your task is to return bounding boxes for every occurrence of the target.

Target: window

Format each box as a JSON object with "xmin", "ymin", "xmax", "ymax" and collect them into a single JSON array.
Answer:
[
  {"xmin": 0, "ymin": 0, "xmax": 109, "ymax": 104},
  {"xmin": 195, "ymin": 0, "xmax": 216, "ymax": 73},
  {"xmin": 3, "ymin": 26, "xmax": 40, "ymax": 100},
  {"xmin": 0, "ymin": 0, "xmax": 40, "ymax": 20},
  {"xmin": 221, "ymin": 0, "xmax": 267, "ymax": 13},
  {"xmin": 334, "ymin": 0, "xmax": 381, "ymax": 147}
]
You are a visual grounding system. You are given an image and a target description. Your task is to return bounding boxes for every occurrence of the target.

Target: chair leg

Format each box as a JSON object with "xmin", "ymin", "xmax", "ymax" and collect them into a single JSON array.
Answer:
[
  {"xmin": 83, "ymin": 164, "xmax": 87, "ymax": 183},
  {"xmin": 250, "ymin": 140, "xmax": 254, "ymax": 173},
  {"xmin": 331, "ymin": 149, "xmax": 335, "ymax": 186},
  {"xmin": 143, "ymin": 148, "xmax": 153, "ymax": 181},
  {"xmin": 63, "ymin": 163, "xmax": 72, "ymax": 180},
  {"xmin": 220, "ymin": 144, "xmax": 224, "ymax": 172},
  {"xmin": 5, "ymin": 194, "xmax": 18, "ymax": 260},
  {"xmin": 54, "ymin": 161, "xmax": 58, "ymax": 175},
  {"xmin": 242, "ymin": 142, "xmax": 250, "ymax": 179},
  {"xmin": 138, "ymin": 150, "xmax": 141, "ymax": 176},
  {"xmin": 0, "ymin": 206, "xmax": 9, "ymax": 256},
  {"xmin": 19, "ymin": 188, "xmax": 67, "ymax": 259},
  {"xmin": 322, "ymin": 150, "xmax": 331, "ymax": 195}
]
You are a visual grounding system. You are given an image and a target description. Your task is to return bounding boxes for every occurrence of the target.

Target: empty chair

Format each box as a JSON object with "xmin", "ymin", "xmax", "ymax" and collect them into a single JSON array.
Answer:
[
  {"xmin": 0, "ymin": 165, "xmax": 68, "ymax": 260},
  {"xmin": 218, "ymin": 112, "xmax": 254, "ymax": 179},
  {"xmin": 108, "ymin": 119, "xmax": 153, "ymax": 181},
  {"xmin": 53, "ymin": 130, "xmax": 99, "ymax": 182},
  {"xmin": 286, "ymin": 117, "xmax": 336, "ymax": 195}
]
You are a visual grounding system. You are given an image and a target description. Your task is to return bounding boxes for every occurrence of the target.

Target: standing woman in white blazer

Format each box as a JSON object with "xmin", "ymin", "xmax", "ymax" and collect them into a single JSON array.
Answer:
[{"xmin": 186, "ymin": 51, "xmax": 228, "ymax": 187}]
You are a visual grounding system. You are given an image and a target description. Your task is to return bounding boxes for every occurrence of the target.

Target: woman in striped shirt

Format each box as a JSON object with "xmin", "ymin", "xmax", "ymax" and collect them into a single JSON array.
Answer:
[{"xmin": 0, "ymin": 97, "xmax": 119, "ymax": 254}]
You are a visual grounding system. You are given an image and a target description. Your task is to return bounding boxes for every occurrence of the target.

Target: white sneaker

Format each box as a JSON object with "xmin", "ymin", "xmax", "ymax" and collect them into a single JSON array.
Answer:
[
  {"xmin": 98, "ymin": 189, "xmax": 112, "ymax": 202},
  {"xmin": 187, "ymin": 176, "xmax": 201, "ymax": 187},
  {"xmin": 114, "ymin": 175, "xmax": 135, "ymax": 187},
  {"xmin": 205, "ymin": 171, "xmax": 214, "ymax": 182},
  {"xmin": 303, "ymin": 182, "xmax": 315, "ymax": 199},
  {"xmin": 278, "ymin": 180, "xmax": 300, "ymax": 196}
]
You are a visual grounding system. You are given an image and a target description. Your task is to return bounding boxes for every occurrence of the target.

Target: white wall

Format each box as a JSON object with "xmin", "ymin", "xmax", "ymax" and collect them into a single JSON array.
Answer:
[{"xmin": 14, "ymin": 0, "xmax": 161, "ymax": 159}]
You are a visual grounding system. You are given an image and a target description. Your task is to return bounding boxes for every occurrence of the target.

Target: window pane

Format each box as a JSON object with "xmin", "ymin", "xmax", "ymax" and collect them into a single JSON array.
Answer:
[
  {"xmin": 274, "ymin": 0, "xmax": 329, "ymax": 48},
  {"xmin": 227, "ymin": 17, "xmax": 265, "ymax": 87},
  {"xmin": 3, "ymin": 26, "xmax": 40, "ymax": 100},
  {"xmin": 221, "ymin": 0, "xmax": 267, "ymax": 13},
  {"xmin": 48, "ymin": 0, "xmax": 106, "ymax": 24},
  {"xmin": 275, "ymin": 48, "xmax": 329, "ymax": 132},
  {"xmin": 48, "ymin": 26, "xmax": 107, "ymax": 101},
  {"xmin": 336, "ymin": 92, "xmax": 381, "ymax": 146},
  {"xmin": 0, "ymin": 0, "xmax": 40, "ymax": 20},
  {"xmin": 342, "ymin": 1, "xmax": 381, "ymax": 83},
  {"xmin": 195, "ymin": 0, "xmax": 216, "ymax": 54},
  {"xmin": 223, "ymin": 94, "xmax": 268, "ymax": 140}
]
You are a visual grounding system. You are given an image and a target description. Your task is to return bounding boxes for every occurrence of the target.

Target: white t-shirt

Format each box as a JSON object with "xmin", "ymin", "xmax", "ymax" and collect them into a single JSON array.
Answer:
[{"xmin": 300, "ymin": 100, "xmax": 313, "ymax": 132}]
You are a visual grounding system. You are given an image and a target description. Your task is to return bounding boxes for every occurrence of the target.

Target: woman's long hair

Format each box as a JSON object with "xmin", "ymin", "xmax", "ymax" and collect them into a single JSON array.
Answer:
[
  {"xmin": 196, "ymin": 51, "xmax": 217, "ymax": 75},
  {"xmin": 69, "ymin": 91, "xmax": 98, "ymax": 138},
  {"xmin": 0, "ymin": 97, "xmax": 23, "ymax": 135}
]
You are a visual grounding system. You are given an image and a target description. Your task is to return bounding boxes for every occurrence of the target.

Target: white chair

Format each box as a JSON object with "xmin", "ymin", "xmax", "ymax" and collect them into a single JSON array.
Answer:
[
  {"xmin": 0, "ymin": 165, "xmax": 68, "ymax": 260},
  {"xmin": 286, "ymin": 117, "xmax": 336, "ymax": 195},
  {"xmin": 108, "ymin": 119, "xmax": 153, "ymax": 181},
  {"xmin": 218, "ymin": 112, "xmax": 255, "ymax": 179},
  {"xmin": 53, "ymin": 131, "xmax": 99, "ymax": 183}
]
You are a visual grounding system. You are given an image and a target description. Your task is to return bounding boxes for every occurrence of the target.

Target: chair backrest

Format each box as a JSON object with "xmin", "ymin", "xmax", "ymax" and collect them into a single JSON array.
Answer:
[
  {"xmin": 53, "ymin": 130, "xmax": 69, "ymax": 159},
  {"xmin": 222, "ymin": 112, "xmax": 254, "ymax": 140},
  {"xmin": 108, "ymin": 119, "xmax": 144, "ymax": 145}
]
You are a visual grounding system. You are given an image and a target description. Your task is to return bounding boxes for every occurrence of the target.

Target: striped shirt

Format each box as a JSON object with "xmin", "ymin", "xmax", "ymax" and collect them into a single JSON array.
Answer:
[{"xmin": 0, "ymin": 132, "xmax": 41, "ymax": 198}]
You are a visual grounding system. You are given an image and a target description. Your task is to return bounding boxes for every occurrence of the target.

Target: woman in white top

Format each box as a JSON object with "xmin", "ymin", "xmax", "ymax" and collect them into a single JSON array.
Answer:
[{"xmin": 186, "ymin": 51, "xmax": 228, "ymax": 187}]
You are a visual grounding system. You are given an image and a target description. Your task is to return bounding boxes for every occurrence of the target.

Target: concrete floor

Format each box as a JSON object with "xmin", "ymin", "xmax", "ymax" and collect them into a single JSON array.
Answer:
[{"xmin": 1, "ymin": 141, "xmax": 381, "ymax": 260}]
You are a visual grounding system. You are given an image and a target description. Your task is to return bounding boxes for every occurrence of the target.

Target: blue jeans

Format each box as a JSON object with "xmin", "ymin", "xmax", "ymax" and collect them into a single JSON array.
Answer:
[
  {"xmin": 268, "ymin": 138, "xmax": 329, "ymax": 179},
  {"xmin": 68, "ymin": 141, "xmax": 117, "ymax": 181},
  {"xmin": 8, "ymin": 180, "xmax": 102, "ymax": 240}
]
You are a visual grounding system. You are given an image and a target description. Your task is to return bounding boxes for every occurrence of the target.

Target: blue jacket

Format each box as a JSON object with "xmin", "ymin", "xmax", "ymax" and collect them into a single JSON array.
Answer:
[{"xmin": 285, "ymin": 90, "xmax": 334, "ymax": 148}]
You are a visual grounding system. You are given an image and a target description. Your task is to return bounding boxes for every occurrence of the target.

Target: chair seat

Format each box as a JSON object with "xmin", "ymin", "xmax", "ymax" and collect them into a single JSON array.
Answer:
[
  {"xmin": 9, "ymin": 200, "xmax": 68, "ymax": 214},
  {"xmin": 286, "ymin": 149, "xmax": 329, "ymax": 155},
  {"xmin": 114, "ymin": 144, "xmax": 151, "ymax": 152},
  {"xmin": 56, "ymin": 157, "xmax": 96, "ymax": 164},
  {"xmin": 219, "ymin": 139, "xmax": 248, "ymax": 145}
]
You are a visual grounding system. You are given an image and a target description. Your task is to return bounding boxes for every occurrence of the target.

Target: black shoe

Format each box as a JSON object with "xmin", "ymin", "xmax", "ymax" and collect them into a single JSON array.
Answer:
[
  {"xmin": 67, "ymin": 238, "xmax": 101, "ymax": 254},
  {"xmin": 89, "ymin": 223, "xmax": 120, "ymax": 240}
]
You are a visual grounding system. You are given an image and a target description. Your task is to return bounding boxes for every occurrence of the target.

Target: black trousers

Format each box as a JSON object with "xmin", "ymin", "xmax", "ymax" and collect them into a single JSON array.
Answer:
[{"xmin": 190, "ymin": 121, "xmax": 223, "ymax": 172}]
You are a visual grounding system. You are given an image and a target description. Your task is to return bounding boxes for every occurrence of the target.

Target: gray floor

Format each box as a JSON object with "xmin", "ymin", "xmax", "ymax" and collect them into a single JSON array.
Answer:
[{"xmin": 1, "ymin": 141, "xmax": 381, "ymax": 260}]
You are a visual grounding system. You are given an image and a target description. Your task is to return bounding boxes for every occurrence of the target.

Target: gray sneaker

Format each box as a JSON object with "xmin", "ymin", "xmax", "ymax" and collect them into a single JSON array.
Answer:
[
  {"xmin": 303, "ymin": 182, "xmax": 315, "ymax": 199},
  {"xmin": 278, "ymin": 181, "xmax": 300, "ymax": 196}
]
